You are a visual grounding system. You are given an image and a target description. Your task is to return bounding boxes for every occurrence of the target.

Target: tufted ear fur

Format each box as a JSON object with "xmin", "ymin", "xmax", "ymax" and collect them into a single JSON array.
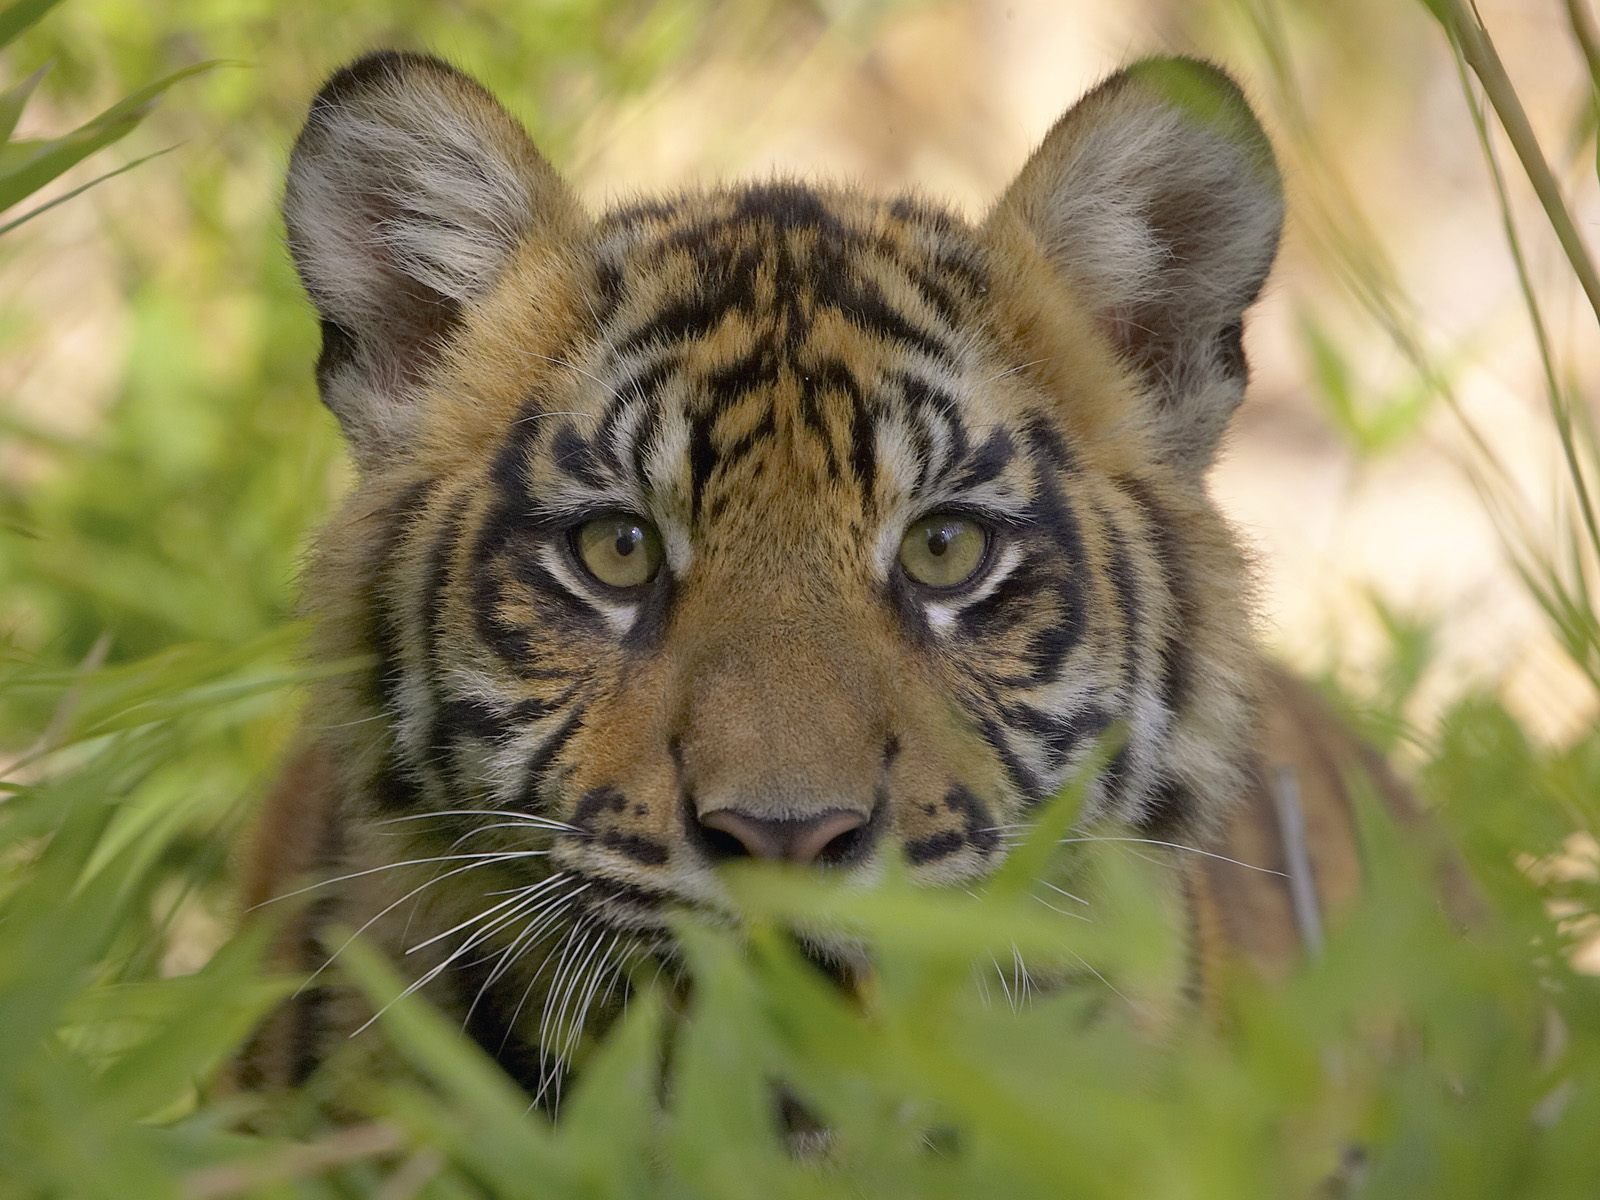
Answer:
[
  {"xmin": 284, "ymin": 52, "xmax": 580, "ymax": 464},
  {"xmin": 991, "ymin": 57, "xmax": 1283, "ymax": 472}
]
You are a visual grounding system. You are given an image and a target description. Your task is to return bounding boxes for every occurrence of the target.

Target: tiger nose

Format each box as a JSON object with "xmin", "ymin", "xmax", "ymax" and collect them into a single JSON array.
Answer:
[{"xmin": 696, "ymin": 808, "xmax": 871, "ymax": 867}]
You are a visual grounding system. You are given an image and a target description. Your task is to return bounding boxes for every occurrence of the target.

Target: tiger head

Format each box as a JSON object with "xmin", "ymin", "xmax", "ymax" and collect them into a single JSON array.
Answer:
[{"xmin": 284, "ymin": 51, "xmax": 1281, "ymax": 1028}]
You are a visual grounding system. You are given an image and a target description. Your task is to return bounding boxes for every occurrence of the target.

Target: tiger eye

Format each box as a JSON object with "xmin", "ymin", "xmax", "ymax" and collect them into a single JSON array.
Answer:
[
  {"xmin": 898, "ymin": 514, "xmax": 989, "ymax": 589},
  {"xmin": 573, "ymin": 516, "xmax": 664, "ymax": 589}
]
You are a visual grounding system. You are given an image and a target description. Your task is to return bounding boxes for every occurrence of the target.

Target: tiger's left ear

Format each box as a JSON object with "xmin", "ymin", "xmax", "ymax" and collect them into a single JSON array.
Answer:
[{"xmin": 989, "ymin": 57, "xmax": 1283, "ymax": 472}]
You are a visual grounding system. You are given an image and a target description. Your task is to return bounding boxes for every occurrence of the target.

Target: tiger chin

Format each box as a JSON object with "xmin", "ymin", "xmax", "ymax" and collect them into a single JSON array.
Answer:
[{"xmin": 239, "ymin": 49, "xmax": 1429, "ymax": 1100}]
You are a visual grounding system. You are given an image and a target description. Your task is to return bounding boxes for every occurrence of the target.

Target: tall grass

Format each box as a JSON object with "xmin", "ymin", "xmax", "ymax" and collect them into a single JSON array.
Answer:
[{"xmin": 2, "ymin": 1, "xmax": 1598, "ymax": 1196}]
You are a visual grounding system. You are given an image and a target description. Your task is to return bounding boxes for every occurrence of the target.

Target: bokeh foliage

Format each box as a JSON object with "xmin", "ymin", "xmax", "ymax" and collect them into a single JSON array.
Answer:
[{"xmin": 3, "ymin": 0, "xmax": 1600, "ymax": 1196}]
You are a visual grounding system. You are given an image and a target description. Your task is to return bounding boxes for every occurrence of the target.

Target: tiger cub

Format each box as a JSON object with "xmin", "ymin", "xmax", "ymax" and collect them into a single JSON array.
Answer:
[{"xmin": 241, "ymin": 50, "xmax": 1428, "ymax": 1092}]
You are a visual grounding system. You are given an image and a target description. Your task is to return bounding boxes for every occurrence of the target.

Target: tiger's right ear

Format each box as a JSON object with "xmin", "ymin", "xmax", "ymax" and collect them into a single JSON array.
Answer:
[{"xmin": 284, "ymin": 52, "xmax": 580, "ymax": 464}]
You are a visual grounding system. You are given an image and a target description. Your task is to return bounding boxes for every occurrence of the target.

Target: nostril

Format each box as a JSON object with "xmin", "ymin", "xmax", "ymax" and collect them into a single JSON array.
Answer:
[
  {"xmin": 698, "ymin": 820, "xmax": 757, "ymax": 863},
  {"xmin": 696, "ymin": 808, "xmax": 871, "ymax": 866},
  {"xmin": 814, "ymin": 821, "xmax": 867, "ymax": 867},
  {"xmin": 796, "ymin": 811, "xmax": 869, "ymax": 866},
  {"xmin": 697, "ymin": 809, "xmax": 784, "ymax": 862}
]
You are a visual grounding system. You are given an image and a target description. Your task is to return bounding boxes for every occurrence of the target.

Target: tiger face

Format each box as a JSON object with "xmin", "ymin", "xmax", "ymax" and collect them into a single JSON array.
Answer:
[{"xmin": 282, "ymin": 51, "xmax": 1281, "ymax": 1081}]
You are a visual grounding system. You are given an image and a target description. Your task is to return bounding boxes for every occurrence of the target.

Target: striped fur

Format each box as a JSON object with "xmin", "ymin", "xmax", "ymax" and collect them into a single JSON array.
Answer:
[{"xmin": 242, "ymin": 51, "xmax": 1407, "ymax": 1093}]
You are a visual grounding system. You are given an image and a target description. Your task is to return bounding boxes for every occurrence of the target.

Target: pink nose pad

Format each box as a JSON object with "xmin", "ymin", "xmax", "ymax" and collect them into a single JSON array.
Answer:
[{"xmin": 697, "ymin": 808, "xmax": 870, "ymax": 866}]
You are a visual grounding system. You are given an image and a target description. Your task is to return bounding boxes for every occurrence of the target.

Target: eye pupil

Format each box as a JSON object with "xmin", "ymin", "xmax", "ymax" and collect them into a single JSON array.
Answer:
[
  {"xmin": 898, "ymin": 514, "xmax": 989, "ymax": 590},
  {"xmin": 574, "ymin": 515, "xmax": 663, "ymax": 589}
]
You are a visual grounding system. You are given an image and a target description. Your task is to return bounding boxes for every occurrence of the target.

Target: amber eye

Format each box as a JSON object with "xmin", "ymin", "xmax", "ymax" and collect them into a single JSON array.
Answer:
[
  {"xmin": 898, "ymin": 513, "xmax": 989, "ymax": 589},
  {"xmin": 573, "ymin": 515, "xmax": 664, "ymax": 590}
]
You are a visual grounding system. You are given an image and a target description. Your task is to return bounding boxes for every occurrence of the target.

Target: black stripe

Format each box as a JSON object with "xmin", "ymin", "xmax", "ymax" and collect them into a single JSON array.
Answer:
[
  {"xmin": 950, "ymin": 427, "xmax": 1014, "ymax": 491},
  {"xmin": 956, "ymin": 557, "xmax": 1044, "ymax": 641},
  {"xmin": 511, "ymin": 704, "xmax": 588, "ymax": 812},
  {"xmin": 594, "ymin": 257, "xmax": 627, "ymax": 325},
  {"xmin": 627, "ymin": 389, "xmax": 667, "ymax": 485},
  {"xmin": 1011, "ymin": 512, "xmax": 1087, "ymax": 684},
  {"xmin": 550, "ymin": 422, "xmax": 608, "ymax": 487},
  {"xmin": 688, "ymin": 409, "xmax": 719, "ymax": 524},
  {"xmin": 1136, "ymin": 777, "xmax": 1190, "ymax": 835},
  {"xmin": 943, "ymin": 784, "xmax": 999, "ymax": 853},
  {"xmin": 1116, "ymin": 476, "xmax": 1196, "ymax": 716},
  {"xmin": 888, "ymin": 194, "xmax": 960, "ymax": 235},
  {"xmin": 849, "ymin": 393, "xmax": 876, "ymax": 497},
  {"xmin": 731, "ymin": 181, "xmax": 847, "ymax": 234},
  {"xmin": 600, "ymin": 831, "xmax": 670, "ymax": 866},
  {"xmin": 371, "ymin": 750, "xmax": 425, "ymax": 813},
  {"xmin": 902, "ymin": 257, "xmax": 964, "ymax": 328},
  {"xmin": 505, "ymin": 548, "xmax": 610, "ymax": 633},
  {"xmin": 1004, "ymin": 701, "xmax": 1113, "ymax": 771},
  {"xmin": 1101, "ymin": 503, "xmax": 1143, "ymax": 659},
  {"xmin": 797, "ymin": 367, "xmax": 842, "ymax": 483},
  {"xmin": 621, "ymin": 565, "xmax": 675, "ymax": 653},
  {"xmin": 905, "ymin": 830, "xmax": 965, "ymax": 865},
  {"xmin": 599, "ymin": 197, "xmax": 680, "ymax": 230},
  {"xmin": 1018, "ymin": 425, "xmax": 1089, "ymax": 683},
  {"xmin": 900, "ymin": 374, "xmax": 966, "ymax": 453},
  {"xmin": 706, "ymin": 344, "xmax": 780, "ymax": 407},
  {"xmin": 719, "ymin": 409, "xmax": 778, "ymax": 471},
  {"xmin": 419, "ymin": 491, "xmax": 473, "ymax": 778},
  {"xmin": 975, "ymin": 712, "xmax": 1043, "ymax": 802},
  {"xmin": 903, "ymin": 784, "xmax": 1000, "ymax": 865},
  {"xmin": 430, "ymin": 699, "xmax": 510, "ymax": 757},
  {"xmin": 618, "ymin": 243, "xmax": 761, "ymax": 352},
  {"xmin": 1097, "ymin": 503, "xmax": 1144, "ymax": 814},
  {"xmin": 573, "ymin": 784, "xmax": 627, "ymax": 828},
  {"xmin": 1022, "ymin": 413, "xmax": 1077, "ymax": 474},
  {"xmin": 472, "ymin": 401, "xmax": 591, "ymax": 680},
  {"xmin": 823, "ymin": 275, "xmax": 954, "ymax": 363}
]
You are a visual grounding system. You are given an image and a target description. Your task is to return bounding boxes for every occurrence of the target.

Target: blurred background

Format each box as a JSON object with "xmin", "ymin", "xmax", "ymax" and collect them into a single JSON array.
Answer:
[
  {"xmin": 2, "ymin": 0, "xmax": 1597, "ymax": 943},
  {"xmin": 4, "ymin": 4, "xmax": 1600, "ymax": 1191}
]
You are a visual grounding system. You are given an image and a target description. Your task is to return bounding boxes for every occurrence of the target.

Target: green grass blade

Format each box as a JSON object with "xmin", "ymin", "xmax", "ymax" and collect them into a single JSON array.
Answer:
[
  {"xmin": 0, "ymin": 0, "xmax": 63, "ymax": 48},
  {"xmin": 0, "ymin": 143, "xmax": 178, "ymax": 236},
  {"xmin": 0, "ymin": 62, "xmax": 212, "ymax": 214},
  {"xmin": 0, "ymin": 63, "xmax": 47, "ymax": 143}
]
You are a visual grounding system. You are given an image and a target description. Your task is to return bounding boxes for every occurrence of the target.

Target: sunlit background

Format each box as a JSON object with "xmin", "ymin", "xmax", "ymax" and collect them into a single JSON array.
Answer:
[{"xmin": 4, "ymin": 3, "xmax": 1600, "ymax": 1192}]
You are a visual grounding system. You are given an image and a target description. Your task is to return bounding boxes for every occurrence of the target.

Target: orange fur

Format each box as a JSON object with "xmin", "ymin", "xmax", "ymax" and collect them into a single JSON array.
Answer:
[{"xmin": 240, "ymin": 51, "xmax": 1451, "ymax": 1092}]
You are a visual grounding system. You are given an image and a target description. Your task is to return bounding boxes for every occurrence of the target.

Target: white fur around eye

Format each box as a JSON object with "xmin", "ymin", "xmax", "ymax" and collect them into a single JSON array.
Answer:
[
  {"xmin": 921, "ymin": 541, "xmax": 1022, "ymax": 631},
  {"xmin": 537, "ymin": 542, "xmax": 639, "ymax": 637}
]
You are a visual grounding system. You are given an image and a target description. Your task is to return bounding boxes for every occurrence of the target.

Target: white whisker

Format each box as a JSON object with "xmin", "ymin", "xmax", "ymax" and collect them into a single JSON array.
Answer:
[
  {"xmin": 295, "ymin": 855, "xmax": 531, "ymax": 994},
  {"xmin": 352, "ymin": 891, "xmax": 547, "ymax": 1037},
  {"xmin": 1039, "ymin": 879, "xmax": 1090, "ymax": 906},
  {"xmin": 479, "ymin": 881, "xmax": 588, "ymax": 1000},
  {"xmin": 496, "ymin": 890, "xmax": 594, "ymax": 1047},
  {"xmin": 990, "ymin": 953, "xmax": 1016, "ymax": 1013},
  {"xmin": 1032, "ymin": 893, "xmax": 1091, "ymax": 922},
  {"xmin": 375, "ymin": 808, "xmax": 583, "ymax": 835},
  {"xmin": 257, "ymin": 849, "xmax": 549, "ymax": 909},
  {"xmin": 544, "ymin": 927, "xmax": 614, "ymax": 1112},
  {"xmin": 404, "ymin": 871, "xmax": 571, "ymax": 956},
  {"xmin": 1055, "ymin": 836, "xmax": 1284, "ymax": 876}
]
